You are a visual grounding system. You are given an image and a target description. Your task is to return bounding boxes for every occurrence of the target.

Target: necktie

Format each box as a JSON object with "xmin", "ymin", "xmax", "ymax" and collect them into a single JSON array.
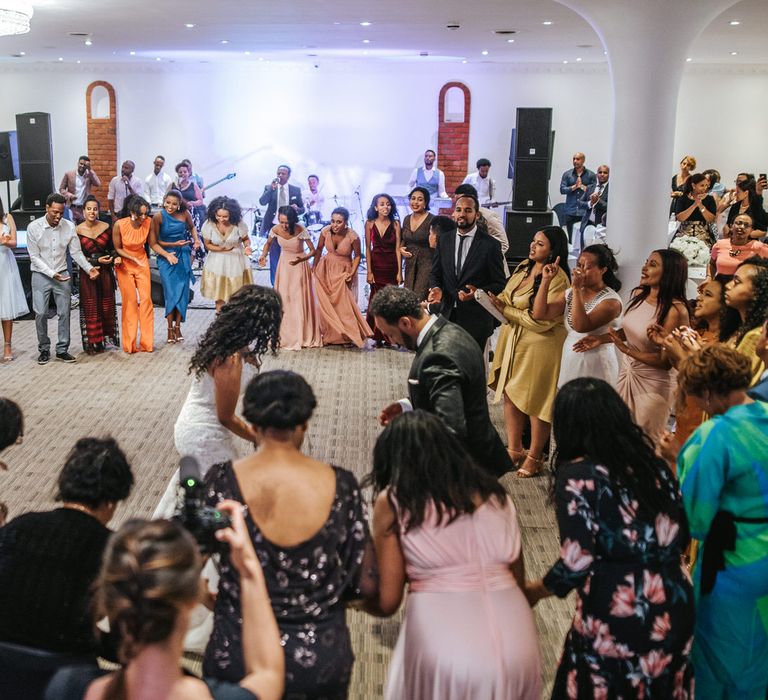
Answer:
[
  {"xmin": 279, "ymin": 185, "xmax": 287, "ymax": 208},
  {"xmin": 456, "ymin": 234, "xmax": 468, "ymax": 276}
]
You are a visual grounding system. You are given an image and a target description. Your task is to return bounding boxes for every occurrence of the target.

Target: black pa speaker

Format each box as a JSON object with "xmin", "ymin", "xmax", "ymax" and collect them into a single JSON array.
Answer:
[
  {"xmin": 16, "ymin": 112, "xmax": 54, "ymax": 210},
  {"xmin": 514, "ymin": 108, "xmax": 553, "ymax": 161},
  {"xmin": 504, "ymin": 210, "xmax": 554, "ymax": 261},
  {"xmin": 0, "ymin": 131, "xmax": 19, "ymax": 181},
  {"xmin": 512, "ymin": 160, "xmax": 550, "ymax": 211},
  {"xmin": 12, "ymin": 209, "xmax": 45, "ymax": 230}
]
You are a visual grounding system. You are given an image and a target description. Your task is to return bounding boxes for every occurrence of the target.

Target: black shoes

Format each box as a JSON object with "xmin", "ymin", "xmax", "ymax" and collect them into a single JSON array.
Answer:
[
  {"xmin": 37, "ymin": 350, "xmax": 50, "ymax": 365},
  {"xmin": 56, "ymin": 352, "xmax": 77, "ymax": 363}
]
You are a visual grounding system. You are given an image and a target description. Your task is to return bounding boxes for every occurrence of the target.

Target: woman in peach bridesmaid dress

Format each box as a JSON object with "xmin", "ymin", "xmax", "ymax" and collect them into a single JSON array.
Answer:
[
  {"xmin": 258, "ymin": 206, "xmax": 321, "ymax": 351},
  {"xmin": 365, "ymin": 411, "xmax": 541, "ymax": 700},
  {"xmin": 313, "ymin": 207, "xmax": 372, "ymax": 347}
]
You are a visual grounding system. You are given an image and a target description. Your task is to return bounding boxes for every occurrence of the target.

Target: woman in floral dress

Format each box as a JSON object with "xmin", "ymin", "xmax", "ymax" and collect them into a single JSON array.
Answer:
[{"xmin": 526, "ymin": 377, "xmax": 695, "ymax": 699}]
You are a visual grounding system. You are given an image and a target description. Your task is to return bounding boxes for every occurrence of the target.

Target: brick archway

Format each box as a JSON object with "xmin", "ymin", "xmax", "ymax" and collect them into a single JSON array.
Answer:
[
  {"xmin": 85, "ymin": 81, "xmax": 117, "ymax": 204},
  {"xmin": 437, "ymin": 82, "xmax": 471, "ymax": 196}
]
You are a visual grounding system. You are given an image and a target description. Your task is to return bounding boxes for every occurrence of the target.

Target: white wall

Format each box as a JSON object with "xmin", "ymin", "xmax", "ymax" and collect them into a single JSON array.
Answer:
[{"xmin": 0, "ymin": 62, "xmax": 764, "ymax": 225}]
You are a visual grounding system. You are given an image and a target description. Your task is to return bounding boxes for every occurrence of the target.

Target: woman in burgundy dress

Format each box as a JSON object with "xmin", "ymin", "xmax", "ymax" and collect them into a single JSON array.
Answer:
[
  {"xmin": 75, "ymin": 196, "xmax": 119, "ymax": 354},
  {"xmin": 364, "ymin": 193, "xmax": 401, "ymax": 345}
]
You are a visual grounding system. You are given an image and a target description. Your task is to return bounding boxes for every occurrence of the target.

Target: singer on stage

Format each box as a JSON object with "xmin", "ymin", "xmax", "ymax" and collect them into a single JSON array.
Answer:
[{"xmin": 259, "ymin": 165, "xmax": 305, "ymax": 285}]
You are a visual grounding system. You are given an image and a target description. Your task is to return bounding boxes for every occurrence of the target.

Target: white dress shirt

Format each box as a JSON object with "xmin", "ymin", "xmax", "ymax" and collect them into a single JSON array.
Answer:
[
  {"xmin": 454, "ymin": 225, "xmax": 478, "ymax": 273},
  {"xmin": 273, "ymin": 184, "xmax": 290, "ymax": 224},
  {"xmin": 145, "ymin": 171, "xmax": 173, "ymax": 206},
  {"xmin": 462, "ymin": 172, "xmax": 496, "ymax": 204},
  {"xmin": 74, "ymin": 174, "xmax": 87, "ymax": 206},
  {"xmin": 408, "ymin": 167, "xmax": 448, "ymax": 198},
  {"xmin": 108, "ymin": 175, "xmax": 145, "ymax": 214},
  {"xmin": 26, "ymin": 216, "xmax": 93, "ymax": 278}
]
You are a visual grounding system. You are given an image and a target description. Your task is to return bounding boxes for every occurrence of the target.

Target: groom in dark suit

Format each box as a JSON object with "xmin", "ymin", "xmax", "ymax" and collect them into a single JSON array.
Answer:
[
  {"xmin": 372, "ymin": 286, "xmax": 513, "ymax": 477},
  {"xmin": 428, "ymin": 194, "xmax": 506, "ymax": 350},
  {"xmin": 259, "ymin": 164, "xmax": 305, "ymax": 285}
]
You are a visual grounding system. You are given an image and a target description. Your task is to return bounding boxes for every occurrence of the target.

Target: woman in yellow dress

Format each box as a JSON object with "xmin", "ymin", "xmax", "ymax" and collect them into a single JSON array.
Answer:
[{"xmin": 488, "ymin": 226, "xmax": 570, "ymax": 478}]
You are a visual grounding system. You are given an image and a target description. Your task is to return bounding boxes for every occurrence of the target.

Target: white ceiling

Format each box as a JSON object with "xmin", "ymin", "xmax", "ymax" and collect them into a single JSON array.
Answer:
[{"xmin": 0, "ymin": 0, "xmax": 765, "ymax": 67}]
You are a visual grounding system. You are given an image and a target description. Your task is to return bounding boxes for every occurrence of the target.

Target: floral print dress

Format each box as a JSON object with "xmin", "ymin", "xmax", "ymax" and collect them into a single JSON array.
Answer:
[{"xmin": 543, "ymin": 460, "xmax": 695, "ymax": 699}]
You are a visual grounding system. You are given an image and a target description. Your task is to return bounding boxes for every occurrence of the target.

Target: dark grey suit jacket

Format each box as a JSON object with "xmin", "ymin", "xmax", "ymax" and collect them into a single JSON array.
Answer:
[
  {"xmin": 258, "ymin": 183, "xmax": 305, "ymax": 234},
  {"xmin": 580, "ymin": 182, "xmax": 609, "ymax": 232},
  {"xmin": 408, "ymin": 316, "xmax": 513, "ymax": 477}
]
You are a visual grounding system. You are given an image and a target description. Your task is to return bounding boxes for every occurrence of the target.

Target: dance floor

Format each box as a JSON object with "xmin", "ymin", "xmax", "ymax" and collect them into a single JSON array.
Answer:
[{"xmin": 0, "ymin": 301, "xmax": 573, "ymax": 697}]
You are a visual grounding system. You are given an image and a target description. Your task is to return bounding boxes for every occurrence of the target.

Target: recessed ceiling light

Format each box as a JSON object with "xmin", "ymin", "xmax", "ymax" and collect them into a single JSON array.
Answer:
[
  {"xmin": 185, "ymin": 23, "xmax": 195, "ymax": 28},
  {"xmin": 481, "ymin": 50, "xmax": 488, "ymax": 55},
  {"xmin": 84, "ymin": 39, "xmax": 92, "ymax": 46},
  {"xmin": 76, "ymin": 60, "xmax": 81, "ymax": 64},
  {"xmin": 603, "ymin": 50, "xmax": 608, "ymax": 55},
  {"xmin": 333, "ymin": 21, "xmax": 341, "ymax": 25},
  {"xmin": 562, "ymin": 59, "xmax": 568, "ymax": 64},
  {"xmin": 362, "ymin": 50, "xmax": 368, "ymax": 55},
  {"xmin": 57, "ymin": 57, "xmax": 63, "ymax": 61},
  {"xmin": 362, "ymin": 39, "xmax": 370, "ymax": 44},
  {"xmin": 507, "ymin": 39, "xmax": 515, "ymax": 43},
  {"xmin": 576, "ymin": 57, "xmax": 582, "ymax": 62},
  {"xmin": 729, "ymin": 20, "xmax": 740, "ymax": 26},
  {"xmin": 686, "ymin": 57, "xmax": 692, "ymax": 62},
  {"xmin": 461, "ymin": 60, "xmax": 467, "ymax": 64},
  {"xmin": 730, "ymin": 51, "xmax": 738, "ymax": 55},
  {"xmin": 129, "ymin": 50, "xmax": 135, "ymax": 56},
  {"xmin": 19, "ymin": 51, "xmax": 25, "ymax": 56},
  {"xmin": 542, "ymin": 21, "xmax": 553, "ymax": 26},
  {"xmin": 258, "ymin": 57, "xmax": 264, "ymax": 61},
  {"xmin": 156, "ymin": 57, "xmax": 161, "ymax": 61},
  {"xmin": 360, "ymin": 21, "xmax": 371, "ymax": 26},
  {"xmin": 220, "ymin": 39, "xmax": 229, "ymax": 44},
  {"xmin": 244, "ymin": 51, "xmax": 250, "ymax": 55}
]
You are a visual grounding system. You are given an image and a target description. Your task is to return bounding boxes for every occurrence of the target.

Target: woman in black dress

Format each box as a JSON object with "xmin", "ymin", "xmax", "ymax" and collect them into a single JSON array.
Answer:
[
  {"xmin": 674, "ymin": 172, "xmax": 716, "ymax": 245},
  {"xmin": 204, "ymin": 370, "xmax": 376, "ymax": 699},
  {"xmin": 525, "ymin": 378, "xmax": 695, "ymax": 699}
]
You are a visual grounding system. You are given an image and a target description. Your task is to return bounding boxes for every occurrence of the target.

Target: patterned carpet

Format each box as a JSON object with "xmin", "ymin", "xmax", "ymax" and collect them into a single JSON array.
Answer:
[{"xmin": 0, "ymin": 300, "xmax": 573, "ymax": 698}]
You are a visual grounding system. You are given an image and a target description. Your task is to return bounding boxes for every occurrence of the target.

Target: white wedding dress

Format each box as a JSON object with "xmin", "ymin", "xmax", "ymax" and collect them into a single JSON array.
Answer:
[{"xmin": 153, "ymin": 362, "xmax": 256, "ymax": 654}]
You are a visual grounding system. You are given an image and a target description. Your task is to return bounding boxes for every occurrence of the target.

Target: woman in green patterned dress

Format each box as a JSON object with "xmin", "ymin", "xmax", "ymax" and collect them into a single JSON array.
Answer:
[{"xmin": 676, "ymin": 344, "xmax": 768, "ymax": 700}]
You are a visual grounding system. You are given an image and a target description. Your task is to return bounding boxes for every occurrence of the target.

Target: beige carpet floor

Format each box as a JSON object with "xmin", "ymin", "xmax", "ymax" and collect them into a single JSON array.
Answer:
[{"xmin": 0, "ymin": 302, "xmax": 573, "ymax": 698}]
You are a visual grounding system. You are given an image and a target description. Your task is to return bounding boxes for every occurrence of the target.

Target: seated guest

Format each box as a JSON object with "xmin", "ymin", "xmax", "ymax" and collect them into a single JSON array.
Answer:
[
  {"xmin": 674, "ymin": 172, "xmax": 716, "ymax": 245},
  {"xmin": 203, "ymin": 371, "xmax": 376, "ymax": 698},
  {"xmin": 676, "ymin": 345, "xmax": 768, "ymax": 700},
  {"xmin": 710, "ymin": 214, "xmax": 768, "ymax": 278},
  {"xmin": 578, "ymin": 164, "xmax": 609, "ymax": 253},
  {"xmin": 0, "ymin": 437, "xmax": 133, "ymax": 656},
  {"xmin": 0, "ymin": 397, "xmax": 23, "ymax": 523},
  {"xmin": 364, "ymin": 411, "xmax": 541, "ymax": 699},
  {"xmin": 722, "ymin": 177, "xmax": 768, "ymax": 236},
  {"xmin": 525, "ymin": 378, "xmax": 694, "ymax": 698},
  {"xmin": 46, "ymin": 504, "xmax": 284, "ymax": 700}
]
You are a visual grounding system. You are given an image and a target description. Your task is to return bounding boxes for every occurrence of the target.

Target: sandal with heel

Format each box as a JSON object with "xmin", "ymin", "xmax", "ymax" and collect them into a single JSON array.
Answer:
[
  {"xmin": 515, "ymin": 454, "xmax": 545, "ymax": 479},
  {"xmin": 507, "ymin": 448, "xmax": 527, "ymax": 468}
]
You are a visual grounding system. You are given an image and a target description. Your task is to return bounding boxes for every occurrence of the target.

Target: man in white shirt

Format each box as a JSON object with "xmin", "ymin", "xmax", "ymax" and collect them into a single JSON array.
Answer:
[
  {"xmin": 145, "ymin": 155, "xmax": 172, "ymax": 211},
  {"xmin": 462, "ymin": 158, "xmax": 496, "ymax": 206},
  {"xmin": 58, "ymin": 155, "xmax": 101, "ymax": 224},
  {"xmin": 26, "ymin": 193, "xmax": 99, "ymax": 364},
  {"xmin": 108, "ymin": 160, "xmax": 145, "ymax": 221},
  {"xmin": 408, "ymin": 150, "xmax": 448, "ymax": 209},
  {"xmin": 303, "ymin": 174, "xmax": 325, "ymax": 221}
]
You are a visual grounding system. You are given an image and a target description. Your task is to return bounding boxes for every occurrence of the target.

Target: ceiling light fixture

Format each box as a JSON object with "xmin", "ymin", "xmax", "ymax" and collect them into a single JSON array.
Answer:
[
  {"xmin": 686, "ymin": 57, "xmax": 692, "ymax": 62},
  {"xmin": 84, "ymin": 39, "xmax": 92, "ymax": 46},
  {"xmin": 57, "ymin": 56, "xmax": 63, "ymax": 61},
  {"xmin": 562, "ymin": 59, "xmax": 568, "ymax": 64},
  {"xmin": 730, "ymin": 51, "xmax": 738, "ymax": 55},
  {"xmin": 244, "ymin": 50, "xmax": 250, "ymax": 55},
  {"xmin": 507, "ymin": 39, "xmax": 515, "ymax": 43},
  {"xmin": 729, "ymin": 20, "xmax": 740, "ymax": 26},
  {"xmin": 362, "ymin": 39, "xmax": 370, "ymax": 43},
  {"xmin": 360, "ymin": 21, "xmax": 371, "ymax": 26},
  {"xmin": 542, "ymin": 21, "xmax": 553, "ymax": 26},
  {"xmin": 129, "ymin": 50, "xmax": 135, "ymax": 55},
  {"xmin": 481, "ymin": 50, "xmax": 488, "ymax": 55},
  {"xmin": 0, "ymin": 1, "xmax": 33, "ymax": 36},
  {"xmin": 576, "ymin": 57, "xmax": 582, "ymax": 62},
  {"xmin": 220, "ymin": 39, "xmax": 229, "ymax": 44},
  {"xmin": 155, "ymin": 57, "xmax": 161, "ymax": 61},
  {"xmin": 19, "ymin": 50, "xmax": 24, "ymax": 55},
  {"xmin": 461, "ymin": 59, "xmax": 467, "ymax": 64},
  {"xmin": 185, "ymin": 23, "xmax": 195, "ymax": 28}
]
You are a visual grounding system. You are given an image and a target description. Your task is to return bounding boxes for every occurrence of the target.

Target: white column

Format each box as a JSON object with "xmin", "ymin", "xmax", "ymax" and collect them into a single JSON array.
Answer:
[{"xmin": 555, "ymin": 0, "xmax": 739, "ymax": 293}]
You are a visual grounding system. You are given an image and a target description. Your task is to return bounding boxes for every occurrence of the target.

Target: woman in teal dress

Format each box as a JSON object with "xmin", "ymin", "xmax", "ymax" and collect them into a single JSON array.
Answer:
[
  {"xmin": 676, "ymin": 344, "xmax": 768, "ymax": 700},
  {"xmin": 150, "ymin": 190, "xmax": 200, "ymax": 343}
]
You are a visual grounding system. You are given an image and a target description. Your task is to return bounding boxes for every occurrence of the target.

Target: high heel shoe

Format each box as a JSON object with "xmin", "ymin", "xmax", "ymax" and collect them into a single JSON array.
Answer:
[
  {"xmin": 507, "ymin": 448, "xmax": 527, "ymax": 468},
  {"xmin": 166, "ymin": 327, "xmax": 175, "ymax": 344},
  {"xmin": 174, "ymin": 324, "xmax": 184, "ymax": 342},
  {"xmin": 515, "ymin": 454, "xmax": 545, "ymax": 479},
  {"xmin": 2, "ymin": 342, "xmax": 13, "ymax": 362}
]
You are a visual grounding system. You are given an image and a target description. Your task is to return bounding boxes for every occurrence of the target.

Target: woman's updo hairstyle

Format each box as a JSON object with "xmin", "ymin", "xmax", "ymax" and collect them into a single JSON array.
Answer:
[
  {"xmin": 243, "ymin": 370, "xmax": 317, "ymax": 430},
  {"xmin": 582, "ymin": 244, "xmax": 622, "ymax": 292},
  {"xmin": 98, "ymin": 519, "xmax": 201, "ymax": 666}
]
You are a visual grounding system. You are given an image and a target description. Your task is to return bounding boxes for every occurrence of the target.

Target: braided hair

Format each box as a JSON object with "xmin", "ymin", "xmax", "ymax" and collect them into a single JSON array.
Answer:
[
  {"xmin": 97, "ymin": 519, "xmax": 201, "ymax": 699},
  {"xmin": 189, "ymin": 285, "xmax": 282, "ymax": 377}
]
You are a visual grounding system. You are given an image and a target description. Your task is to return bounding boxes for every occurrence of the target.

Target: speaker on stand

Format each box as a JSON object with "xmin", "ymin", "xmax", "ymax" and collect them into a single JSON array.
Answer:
[{"xmin": 16, "ymin": 112, "xmax": 54, "ymax": 211}]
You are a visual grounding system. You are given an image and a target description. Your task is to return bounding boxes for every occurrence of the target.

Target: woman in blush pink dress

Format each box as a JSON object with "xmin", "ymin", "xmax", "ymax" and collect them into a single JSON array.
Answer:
[
  {"xmin": 363, "ymin": 411, "xmax": 541, "ymax": 700},
  {"xmin": 313, "ymin": 206, "xmax": 372, "ymax": 347},
  {"xmin": 258, "ymin": 206, "xmax": 321, "ymax": 351}
]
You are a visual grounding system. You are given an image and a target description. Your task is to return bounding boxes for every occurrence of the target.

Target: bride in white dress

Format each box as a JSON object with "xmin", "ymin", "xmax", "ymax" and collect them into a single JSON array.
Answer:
[
  {"xmin": 154, "ymin": 284, "xmax": 283, "ymax": 518},
  {"xmin": 0, "ymin": 209, "xmax": 29, "ymax": 361},
  {"xmin": 532, "ymin": 244, "xmax": 623, "ymax": 387}
]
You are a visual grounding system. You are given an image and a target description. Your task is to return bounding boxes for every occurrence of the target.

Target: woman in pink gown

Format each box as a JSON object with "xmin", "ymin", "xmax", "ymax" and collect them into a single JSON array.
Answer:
[
  {"xmin": 610, "ymin": 249, "xmax": 689, "ymax": 441},
  {"xmin": 313, "ymin": 207, "xmax": 372, "ymax": 347},
  {"xmin": 258, "ymin": 206, "xmax": 321, "ymax": 351},
  {"xmin": 364, "ymin": 411, "xmax": 541, "ymax": 700}
]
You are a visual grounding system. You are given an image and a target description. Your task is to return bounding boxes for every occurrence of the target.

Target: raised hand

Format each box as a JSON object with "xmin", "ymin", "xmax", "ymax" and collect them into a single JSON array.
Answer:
[{"xmin": 541, "ymin": 257, "xmax": 560, "ymax": 282}]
